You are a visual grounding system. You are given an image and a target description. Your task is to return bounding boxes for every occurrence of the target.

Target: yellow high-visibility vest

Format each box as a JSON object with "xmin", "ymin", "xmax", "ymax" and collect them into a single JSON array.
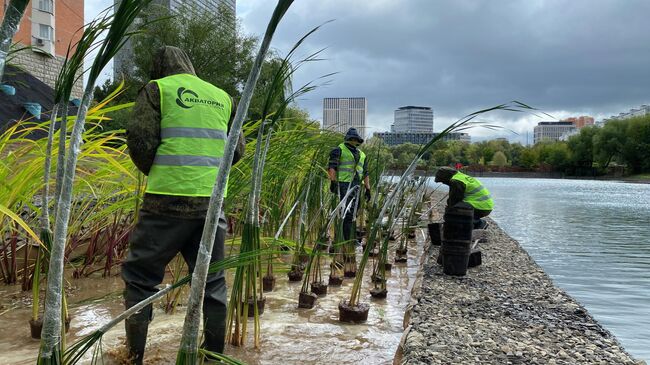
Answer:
[
  {"xmin": 337, "ymin": 143, "xmax": 366, "ymax": 183},
  {"xmin": 146, "ymin": 73, "xmax": 232, "ymax": 197},
  {"xmin": 451, "ymin": 172, "xmax": 494, "ymax": 211}
]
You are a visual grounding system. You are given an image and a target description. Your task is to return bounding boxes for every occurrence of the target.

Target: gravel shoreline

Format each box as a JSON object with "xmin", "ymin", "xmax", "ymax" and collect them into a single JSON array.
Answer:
[{"xmin": 396, "ymin": 218, "xmax": 643, "ymax": 365}]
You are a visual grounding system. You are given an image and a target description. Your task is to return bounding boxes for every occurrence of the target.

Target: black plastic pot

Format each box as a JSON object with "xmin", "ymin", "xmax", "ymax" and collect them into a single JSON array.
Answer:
[
  {"xmin": 468, "ymin": 249, "xmax": 482, "ymax": 268},
  {"xmin": 263, "ymin": 275, "xmax": 276, "ymax": 292},
  {"xmin": 328, "ymin": 275, "xmax": 343, "ymax": 286},
  {"xmin": 288, "ymin": 269, "xmax": 304, "ymax": 282},
  {"xmin": 298, "ymin": 292, "xmax": 318, "ymax": 309},
  {"xmin": 441, "ymin": 239, "xmax": 471, "ymax": 276},
  {"xmin": 427, "ymin": 222, "xmax": 442, "ymax": 246},
  {"xmin": 311, "ymin": 282, "xmax": 328, "ymax": 296},
  {"xmin": 443, "ymin": 203, "xmax": 474, "ymax": 241},
  {"xmin": 29, "ymin": 318, "xmax": 43, "ymax": 339}
]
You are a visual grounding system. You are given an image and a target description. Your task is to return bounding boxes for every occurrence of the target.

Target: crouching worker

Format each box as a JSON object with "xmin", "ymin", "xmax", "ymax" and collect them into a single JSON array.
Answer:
[
  {"xmin": 434, "ymin": 167, "xmax": 493, "ymax": 229},
  {"xmin": 122, "ymin": 46, "xmax": 245, "ymax": 364}
]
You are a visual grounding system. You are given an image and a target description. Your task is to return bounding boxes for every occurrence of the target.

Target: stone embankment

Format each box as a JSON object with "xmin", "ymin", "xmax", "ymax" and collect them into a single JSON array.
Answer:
[{"xmin": 395, "ymin": 219, "xmax": 643, "ymax": 365}]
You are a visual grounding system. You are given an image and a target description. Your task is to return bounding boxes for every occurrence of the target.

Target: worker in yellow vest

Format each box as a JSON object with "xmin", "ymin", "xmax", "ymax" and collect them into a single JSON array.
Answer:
[
  {"xmin": 434, "ymin": 167, "xmax": 493, "ymax": 229},
  {"xmin": 122, "ymin": 46, "xmax": 245, "ymax": 364},
  {"xmin": 328, "ymin": 128, "xmax": 371, "ymax": 242}
]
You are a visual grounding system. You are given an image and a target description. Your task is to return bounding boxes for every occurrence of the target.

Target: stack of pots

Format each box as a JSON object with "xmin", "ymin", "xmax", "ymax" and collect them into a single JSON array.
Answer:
[{"xmin": 441, "ymin": 202, "xmax": 474, "ymax": 276}]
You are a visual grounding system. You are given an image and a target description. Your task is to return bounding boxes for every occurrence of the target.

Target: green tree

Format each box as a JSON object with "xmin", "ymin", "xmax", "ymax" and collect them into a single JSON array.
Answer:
[
  {"xmin": 621, "ymin": 116, "xmax": 650, "ymax": 173},
  {"xmin": 537, "ymin": 142, "xmax": 571, "ymax": 171},
  {"xmin": 390, "ymin": 143, "xmax": 420, "ymax": 163},
  {"xmin": 364, "ymin": 136, "xmax": 395, "ymax": 170},
  {"xmin": 490, "ymin": 151, "xmax": 508, "ymax": 167},
  {"xmin": 122, "ymin": 3, "xmax": 284, "ymax": 121},
  {"xmin": 593, "ymin": 121, "xmax": 626, "ymax": 168},
  {"xmin": 509, "ymin": 143, "xmax": 525, "ymax": 166},
  {"xmin": 567, "ymin": 126, "xmax": 598, "ymax": 174}
]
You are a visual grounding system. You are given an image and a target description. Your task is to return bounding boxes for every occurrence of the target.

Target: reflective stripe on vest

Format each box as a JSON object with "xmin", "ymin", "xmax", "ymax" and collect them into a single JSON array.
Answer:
[
  {"xmin": 451, "ymin": 172, "xmax": 494, "ymax": 211},
  {"xmin": 336, "ymin": 143, "xmax": 366, "ymax": 182},
  {"xmin": 145, "ymin": 73, "xmax": 232, "ymax": 197}
]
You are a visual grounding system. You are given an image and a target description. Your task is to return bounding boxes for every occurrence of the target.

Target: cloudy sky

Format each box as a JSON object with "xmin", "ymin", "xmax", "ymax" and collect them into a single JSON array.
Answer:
[{"xmin": 86, "ymin": 0, "xmax": 650, "ymax": 143}]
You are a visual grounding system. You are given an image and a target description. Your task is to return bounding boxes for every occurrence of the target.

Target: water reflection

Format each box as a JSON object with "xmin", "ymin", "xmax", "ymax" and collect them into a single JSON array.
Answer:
[{"xmin": 444, "ymin": 178, "xmax": 649, "ymax": 360}]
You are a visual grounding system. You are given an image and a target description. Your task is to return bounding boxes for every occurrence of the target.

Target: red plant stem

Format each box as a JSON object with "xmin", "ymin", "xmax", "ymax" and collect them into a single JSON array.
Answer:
[
  {"xmin": 9, "ymin": 230, "xmax": 17, "ymax": 284},
  {"xmin": 22, "ymin": 241, "xmax": 31, "ymax": 291}
]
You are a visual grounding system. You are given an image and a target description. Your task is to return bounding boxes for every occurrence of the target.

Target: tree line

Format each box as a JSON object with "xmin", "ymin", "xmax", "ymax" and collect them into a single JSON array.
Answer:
[{"xmin": 378, "ymin": 114, "xmax": 650, "ymax": 176}]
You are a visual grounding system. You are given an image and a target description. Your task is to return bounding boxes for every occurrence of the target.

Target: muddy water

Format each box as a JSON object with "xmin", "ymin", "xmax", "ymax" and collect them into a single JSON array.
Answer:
[{"xmin": 1, "ymin": 227, "xmax": 428, "ymax": 365}]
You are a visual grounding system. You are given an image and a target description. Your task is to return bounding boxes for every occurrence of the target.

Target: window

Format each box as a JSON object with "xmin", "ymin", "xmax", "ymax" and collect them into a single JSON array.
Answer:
[
  {"xmin": 39, "ymin": 24, "xmax": 54, "ymax": 41},
  {"xmin": 38, "ymin": 0, "xmax": 54, "ymax": 13}
]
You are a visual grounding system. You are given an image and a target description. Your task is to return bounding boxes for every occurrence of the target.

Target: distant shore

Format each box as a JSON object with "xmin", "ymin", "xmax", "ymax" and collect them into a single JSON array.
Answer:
[{"xmin": 386, "ymin": 170, "xmax": 650, "ymax": 184}]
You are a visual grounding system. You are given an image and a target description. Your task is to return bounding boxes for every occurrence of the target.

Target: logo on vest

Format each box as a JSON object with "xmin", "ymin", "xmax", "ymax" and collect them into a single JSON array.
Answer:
[{"xmin": 175, "ymin": 87, "xmax": 225, "ymax": 110}]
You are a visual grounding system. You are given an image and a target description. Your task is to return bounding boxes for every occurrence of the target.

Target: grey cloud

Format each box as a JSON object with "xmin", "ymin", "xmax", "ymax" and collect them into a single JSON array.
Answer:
[
  {"xmin": 241, "ymin": 0, "xmax": 650, "ymax": 141},
  {"xmin": 94, "ymin": 0, "xmax": 650, "ymax": 142}
]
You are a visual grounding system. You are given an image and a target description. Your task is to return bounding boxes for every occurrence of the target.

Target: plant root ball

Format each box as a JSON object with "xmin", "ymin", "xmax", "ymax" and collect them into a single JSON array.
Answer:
[
  {"xmin": 311, "ymin": 282, "xmax": 328, "ymax": 296},
  {"xmin": 288, "ymin": 269, "xmax": 304, "ymax": 282},
  {"xmin": 244, "ymin": 297, "xmax": 266, "ymax": 317},
  {"xmin": 395, "ymin": 255, "xmax": 408, "ymax": 263},
  {"xmin": 344, "ymin": 270, "xmax": 357, "ymax": 278},
  {"xmin": 328, "ymin": 275, "xmax": 343, "ymax": 286},
  {"xmin": 370, "ymin": 287, "xmax": 388, "ymax": 299},
  {"xmin": 338, "ymin": 301, "xmax": 369, "ymax": 323},
  {"xmin": 263, "ymin": 275, "xmax": 276, "ymax": 292},
  {"xmin": 298, "ymin": 292, "xmax": 318, "ymax": 309}
]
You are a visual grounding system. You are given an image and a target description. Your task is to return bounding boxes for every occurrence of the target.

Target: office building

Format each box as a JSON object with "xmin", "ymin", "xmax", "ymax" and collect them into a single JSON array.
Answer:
[
  {"xmin": 113, "ymin": 0, "xmax": 236, "ymax": 77},
  {"xmin": 323, "ymin": 97, "xmax": 367, "ymax": 138},
  {"xmin": 533, "ymin": 121, "xmax": 576, "ymax": 144},
  {"xmin": 0, "ymin": 0, "xmax": 84, "ymax": 97},
  {"xmin": 373, "ymin": 131, "xmax": 470, "ymax": 146},
  {"xmin": 393, "ymin": 106, "xmax": 433, "ymax": 132}
]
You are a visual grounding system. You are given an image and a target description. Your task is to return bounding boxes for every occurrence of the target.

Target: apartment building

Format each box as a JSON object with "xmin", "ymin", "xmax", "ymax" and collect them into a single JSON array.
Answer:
[
  {"xmin": 0, "ymin": 0, "xmax": 84, "ymax": 96},
  {"xmin": 602, "ymin": 104, "xmax": 650, "ymax": 124},
  {"xmin": 563, "ymin": 116, "xmax": 594, "ymax": 129}
]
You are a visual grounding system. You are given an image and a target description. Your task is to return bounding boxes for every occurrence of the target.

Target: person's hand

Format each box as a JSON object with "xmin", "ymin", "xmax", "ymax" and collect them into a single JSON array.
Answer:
[
  {"xmin": 365, "ymin": 189, "xmax": 371, "ymax": 202},
  {"xmin": 330, "ymin": 181, "xmax": 338, "ymax": 194}
]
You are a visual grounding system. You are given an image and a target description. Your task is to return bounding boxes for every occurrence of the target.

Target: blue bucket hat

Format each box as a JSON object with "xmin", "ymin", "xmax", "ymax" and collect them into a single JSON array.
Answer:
[{"xmin": 344, "ymin": 128, "xmax": 364, "ymax": 144}]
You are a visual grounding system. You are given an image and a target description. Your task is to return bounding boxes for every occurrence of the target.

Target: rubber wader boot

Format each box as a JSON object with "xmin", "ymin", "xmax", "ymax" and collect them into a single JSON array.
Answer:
[
  {"xmin": 125, "ymin": 304, "xmax": 153, "ymax": 365},
  {"xmin": 201, "ymin": 305, "xmax": 227, "ymax": 357}
]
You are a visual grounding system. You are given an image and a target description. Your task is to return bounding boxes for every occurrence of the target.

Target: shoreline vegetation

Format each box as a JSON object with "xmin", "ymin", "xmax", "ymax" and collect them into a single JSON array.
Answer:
[
  {"xmin": 397, "ymin": 195, "xmax": 643, "ymax": 365},
  {"xmin": 386, "ymin": 170, "xmax": 650, "ymax": 184},
  {"xmin": 379, "ymin": 114, "xmax": 650, "ymax": 183}
]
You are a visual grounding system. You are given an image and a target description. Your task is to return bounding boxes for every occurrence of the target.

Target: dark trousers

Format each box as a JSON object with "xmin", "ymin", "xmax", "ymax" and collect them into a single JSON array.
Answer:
[
  {"xmin": 473, "ymin": 209, "xmax": 491, "ymax": 229},
  {"xmin": 338, "ymin": 182, "xmax": 360, "ymax": 241},
  {"xmin": 121, "ymin": 209, "xmax": 228, "ymax": 357}
]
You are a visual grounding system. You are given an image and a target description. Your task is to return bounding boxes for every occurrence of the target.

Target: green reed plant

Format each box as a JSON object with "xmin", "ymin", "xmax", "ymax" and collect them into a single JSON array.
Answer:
[
  {"xmin": 224, "ymin": 20, "xmax": 328, "ymax": 349},
  {"xmin": 344, "ymin": 102, "xmax": 540, "ymax": 314},
  {"xmin": 177, "ymin": 1, "xmax": 294, "ymax": 361},
  {"xmin": 39, "ymin": 1, "xmax": 154, "ymax": 362}
]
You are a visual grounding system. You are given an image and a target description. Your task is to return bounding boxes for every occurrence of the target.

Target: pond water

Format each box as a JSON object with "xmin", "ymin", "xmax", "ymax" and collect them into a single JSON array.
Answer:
[{"xmin": 463, "ymin": 177, "xmax": 650, "ymax": 361}]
